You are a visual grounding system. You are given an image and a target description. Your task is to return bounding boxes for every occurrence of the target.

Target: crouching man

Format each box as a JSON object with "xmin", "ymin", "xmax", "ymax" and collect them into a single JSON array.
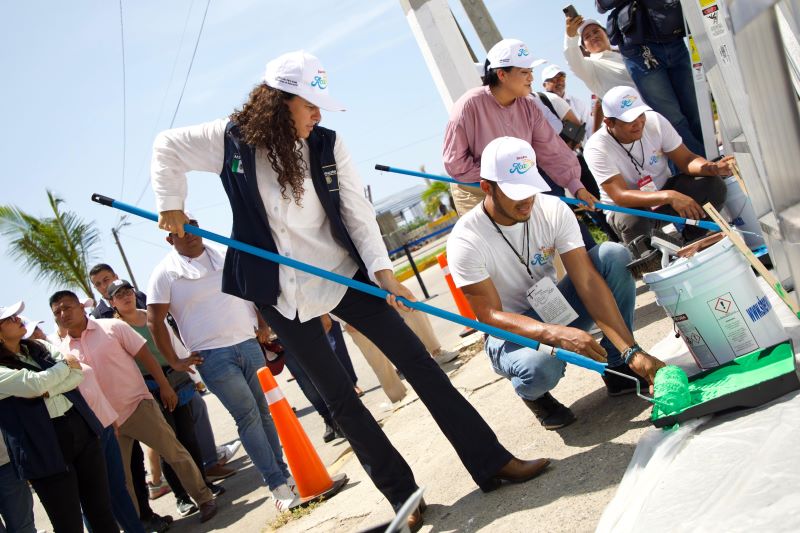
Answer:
[{"xmin": 446, "ymin": 136, "xmax": 665, "ymax": 430}]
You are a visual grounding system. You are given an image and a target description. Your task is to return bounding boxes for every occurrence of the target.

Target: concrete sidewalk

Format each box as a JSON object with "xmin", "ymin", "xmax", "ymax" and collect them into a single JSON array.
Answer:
[{"xmin": 30, "ymin": 261, "xmax": 673, "ymax": 532}]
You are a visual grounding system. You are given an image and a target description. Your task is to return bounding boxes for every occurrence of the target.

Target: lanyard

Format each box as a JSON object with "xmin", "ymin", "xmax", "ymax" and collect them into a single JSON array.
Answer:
[
  {"xmin": 611, "ymin": 132, "xmax": 646, "ymax": 177},
  {"xmin": 482, "ymin": 202, "xmax": 533, "ymax": 279}
]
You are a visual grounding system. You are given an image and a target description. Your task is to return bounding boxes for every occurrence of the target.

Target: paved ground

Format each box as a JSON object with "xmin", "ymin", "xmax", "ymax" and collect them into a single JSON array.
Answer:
[{"xmin": 30, "ymin": 245, "xmax": 674, "ymax": 532}]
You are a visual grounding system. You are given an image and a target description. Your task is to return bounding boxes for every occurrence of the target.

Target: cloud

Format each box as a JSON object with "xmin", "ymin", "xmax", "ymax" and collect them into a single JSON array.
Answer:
[{"xmin": 306, "ymin": 1, "xmax": 397, "ymax": 54}]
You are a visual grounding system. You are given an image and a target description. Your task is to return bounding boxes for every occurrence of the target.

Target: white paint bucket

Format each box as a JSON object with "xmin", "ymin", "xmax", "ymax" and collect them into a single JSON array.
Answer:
[
  {"xmin": 643, "ymin": 237, "xmax": 788, "ymax": 369},
  {"xmin": 721, "ymin": 176, "xmax": 766, "ymax": 250}
]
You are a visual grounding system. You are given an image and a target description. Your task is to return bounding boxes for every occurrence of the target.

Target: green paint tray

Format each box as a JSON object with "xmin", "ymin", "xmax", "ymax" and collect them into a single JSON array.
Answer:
[{"xmin": 651, "ymin": 341, "xmax": 799, "ymax": 427}]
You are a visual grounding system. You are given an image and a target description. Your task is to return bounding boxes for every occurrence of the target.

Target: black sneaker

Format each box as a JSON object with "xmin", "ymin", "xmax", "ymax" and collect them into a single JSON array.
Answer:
[
  {"xmin": 322, "ymin": 421, "xmax": 336, "ymax": 443},
  {"xmin": 208, "ymin": 483, "xmax": 225, "ymax": 498},
  {"xmin": 176, "ymin": 497, "xmax": 198, "ymax": 517},
  {"xmin": 142, "ymin": 513, "xmax": 172, "ymax": 533},
  {"xmin": 603, "ymin": 363, "xmax": 649, "ymax": 397},
  {"xmin": 523, "ymin": 393, "xmax": 576, "ymax": 430}
]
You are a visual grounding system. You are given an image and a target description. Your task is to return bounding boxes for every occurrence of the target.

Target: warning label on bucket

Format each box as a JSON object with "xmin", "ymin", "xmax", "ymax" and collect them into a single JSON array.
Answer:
[
  {"xmin": 673, "ymin": 313, "xmax": 718, "ymax": 368},
  {"xmin": 707, "ymin": 293, "xmax": 758, "ymax": 356}
]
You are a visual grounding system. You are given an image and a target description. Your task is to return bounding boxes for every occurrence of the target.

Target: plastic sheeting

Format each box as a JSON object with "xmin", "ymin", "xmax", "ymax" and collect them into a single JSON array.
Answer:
[{"xmin": 597, "ymin": 280, "xmax": 800, "ymax": 532}]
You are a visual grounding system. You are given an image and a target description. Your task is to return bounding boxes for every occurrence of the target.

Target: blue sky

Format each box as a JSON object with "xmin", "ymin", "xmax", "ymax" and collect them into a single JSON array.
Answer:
[{"xmin": 0, "ymin": 0, "xmax": 604, "ymax": 330}]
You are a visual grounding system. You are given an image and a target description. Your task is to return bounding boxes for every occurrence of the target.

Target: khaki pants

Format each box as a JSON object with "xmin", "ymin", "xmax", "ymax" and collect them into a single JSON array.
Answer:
[
  {"xmin": 451, "ymin": 183, "xmax": 485, "ymax": 216},
  {"xmin": 345, "ymin": 327, "xmax": 407, "ymax": 403},
  {"xmin": 118, "ymin": 399, "xmax": 212, "ymax": 511},
  {"xmin": 399, "ymin": 309, "xmax": 440, "ymax": 353}
]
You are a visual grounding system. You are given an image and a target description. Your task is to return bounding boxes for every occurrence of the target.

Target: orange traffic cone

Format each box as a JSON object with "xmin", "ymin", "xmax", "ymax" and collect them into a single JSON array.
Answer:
[
  {"xmin": 437, "ymin": 253, "xmax": 478, "ymax": 337},
  {"xmin": 257, "ymin": 367, "xmax": 348, "ymax": 503}
]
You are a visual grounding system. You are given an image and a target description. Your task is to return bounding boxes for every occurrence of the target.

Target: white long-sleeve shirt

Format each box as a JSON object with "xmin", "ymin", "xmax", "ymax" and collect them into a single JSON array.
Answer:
[
  {"xmin": 563, "ymin": 34, "xmax": 633, "ymax": 99},
  {"xmin": 150, "ymin": 119, "xmax": 392, "ymax": 322}
]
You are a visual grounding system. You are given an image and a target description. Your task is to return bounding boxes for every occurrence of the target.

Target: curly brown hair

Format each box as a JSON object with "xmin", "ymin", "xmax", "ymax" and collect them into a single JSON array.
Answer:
[{"xmin": 230, "ymin": 83, "xmax": 307, "ymax": 205}]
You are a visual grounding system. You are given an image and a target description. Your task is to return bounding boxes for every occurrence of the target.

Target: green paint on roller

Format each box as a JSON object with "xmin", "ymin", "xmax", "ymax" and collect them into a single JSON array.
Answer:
[
  {"xmin": 652, "ymin": 365, "xmax": 691, "ymax": 418},
  {"xmin": 651, "ymin": 342, "xmax": 796, "ymax": 424}
]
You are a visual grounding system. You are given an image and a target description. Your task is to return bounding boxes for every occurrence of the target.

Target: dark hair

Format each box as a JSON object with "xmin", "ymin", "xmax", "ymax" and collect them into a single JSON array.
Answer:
[
  {"xmin": 482, "ymin": 60, "xmax": 513, "ymax": 87},
  {"xmin": 49, "ymin": 290, "xmax": 80, "ymax": 308},
  {"xmin": 0, "ymin": 338, "xmax": 48, "ymax": 370},
  {"xmin": 89, "ymin": 263, "xmax": 114, "ymax": 277},
  {"xmin": 230, "ymin": 83, "xmax": 306, "ymax": 205}
]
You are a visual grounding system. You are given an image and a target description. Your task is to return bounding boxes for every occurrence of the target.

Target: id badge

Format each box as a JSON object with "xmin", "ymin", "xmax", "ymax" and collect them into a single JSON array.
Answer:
[
  {"xmin": 637, "ymin": 175, "xmax": 658, "ymax": 192},
  {"xmin": 526, "ymin": 277, "xmax": 579, "ymax": 326}
]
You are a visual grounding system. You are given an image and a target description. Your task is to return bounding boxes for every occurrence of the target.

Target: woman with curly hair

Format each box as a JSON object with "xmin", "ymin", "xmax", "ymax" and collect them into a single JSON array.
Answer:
[
  {"xmin": 0, "ymin": 301, "xmax": 118, "ymax": 533},
  {"xmin": 150, "ymin": 50, "xmax": 549, "ymax": 529}
]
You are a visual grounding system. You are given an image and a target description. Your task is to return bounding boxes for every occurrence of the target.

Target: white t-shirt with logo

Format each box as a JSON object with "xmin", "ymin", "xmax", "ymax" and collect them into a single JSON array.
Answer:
[
  {"xmin": 583, "ymin": 111, "xmax": 683, "ymax": 205},
  {"xmin": 447, "ymin": 194, "xmax": 584, "ymax": 314},
  {"xmin": 148, "ymin": 248, "xmax": 258, "ymax": 352}
]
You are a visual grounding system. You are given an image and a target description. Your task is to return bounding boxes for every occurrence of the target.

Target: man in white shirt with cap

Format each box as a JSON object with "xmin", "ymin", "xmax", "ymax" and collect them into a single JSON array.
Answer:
[
  {"xmin": 583, "ymin": 86, "xmax": 731, "ymax": 246},
  {"xmin": 541, "ymin": 64, "xmax": 592, "ymax": 142},
  {"xmin": 447, "ymin": 136, "xmax": 665, "ymax": 430}
]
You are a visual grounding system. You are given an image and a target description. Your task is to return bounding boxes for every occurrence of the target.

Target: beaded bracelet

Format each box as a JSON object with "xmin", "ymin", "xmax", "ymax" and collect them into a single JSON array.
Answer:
[{"xmin": 622, "ymin": 343, "xmax": 643, "ymax": 364}]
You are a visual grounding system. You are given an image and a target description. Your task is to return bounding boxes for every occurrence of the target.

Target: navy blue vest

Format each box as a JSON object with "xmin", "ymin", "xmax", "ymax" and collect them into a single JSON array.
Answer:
[
  {"xmin": 219, "ymin": 121, "xmax": 367, "ymax": 307},
  {"xmin": 0, "ymin": 343, "xmax": 103, "ymax": 480}
]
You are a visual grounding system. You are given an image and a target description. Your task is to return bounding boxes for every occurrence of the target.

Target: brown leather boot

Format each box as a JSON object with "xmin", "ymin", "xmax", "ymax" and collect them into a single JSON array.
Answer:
[
  {"xmin": 407, "ymin": 499, "xmax": 427, "ymax": 532},
  {"xmin": 479, "ymin": 457, "xmax": 551, "ymax": 493}
]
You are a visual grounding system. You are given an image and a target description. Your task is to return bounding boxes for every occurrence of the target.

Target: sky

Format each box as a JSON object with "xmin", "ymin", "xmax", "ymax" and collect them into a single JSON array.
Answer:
[{"xmin": 0, "ymin": 0, "xmax": 605, "ymax": 331}]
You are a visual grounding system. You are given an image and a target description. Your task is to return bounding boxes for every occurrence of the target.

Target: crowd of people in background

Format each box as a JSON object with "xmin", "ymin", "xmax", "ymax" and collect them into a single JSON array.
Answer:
[{"xmin": 0, "ymin": 2, "xmax": 735, "ymax": 532}]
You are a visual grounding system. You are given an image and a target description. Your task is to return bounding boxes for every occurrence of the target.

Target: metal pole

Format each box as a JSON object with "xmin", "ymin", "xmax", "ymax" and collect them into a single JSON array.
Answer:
[
  {"xmin": 111, "ymin": 226, "xmax": 138, "ymax": 290},
  {"xmin": 402, "ymin": 243, "xmax": 431, "ymax": 299}
]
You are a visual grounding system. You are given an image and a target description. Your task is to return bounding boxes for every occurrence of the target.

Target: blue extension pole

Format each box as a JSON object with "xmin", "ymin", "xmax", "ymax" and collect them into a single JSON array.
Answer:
[
  {"xmin": 374, "ymin": 164, "xmax": 722, "ymax": 232},
  {"xmin": 90, "ymin": 193, "xmax": 607, "ymax": 375}
]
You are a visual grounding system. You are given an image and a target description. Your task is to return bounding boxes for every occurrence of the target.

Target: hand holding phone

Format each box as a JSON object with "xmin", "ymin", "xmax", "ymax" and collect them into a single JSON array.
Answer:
[{"xmin": 563, "ymin": 4, "xmax": 579, "ymax": 18}]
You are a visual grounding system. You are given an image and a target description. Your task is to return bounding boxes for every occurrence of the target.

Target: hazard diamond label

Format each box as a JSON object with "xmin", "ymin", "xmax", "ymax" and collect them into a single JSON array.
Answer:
[{"xmin": 714, "ymin": 298, "xmax": 732, "ymax": 314}]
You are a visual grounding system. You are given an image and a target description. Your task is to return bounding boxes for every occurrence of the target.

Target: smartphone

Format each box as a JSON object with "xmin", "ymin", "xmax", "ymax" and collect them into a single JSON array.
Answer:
[{"xmin": 563, "ymin": 4, "xmax": 579, "ymax": 18}]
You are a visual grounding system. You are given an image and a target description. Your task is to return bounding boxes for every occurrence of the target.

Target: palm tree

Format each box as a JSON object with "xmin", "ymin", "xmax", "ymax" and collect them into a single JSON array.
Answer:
[
  {"xmin": 421, "ymin": 181, "xmax": 455, "ymax": 218},
  {"xmin": 0, "ymin": 191, "xmax": 100, "ymax": 299}
]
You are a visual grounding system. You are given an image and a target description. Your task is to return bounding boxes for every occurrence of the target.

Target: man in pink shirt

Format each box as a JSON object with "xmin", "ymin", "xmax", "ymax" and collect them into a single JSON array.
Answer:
[
  {"xmin": 50, "ymin": 290, "xmax": 217, "ymax": 525},
  {"xmin": 443, "ymin": 38, "xmax": 598, "ymax": 222}
]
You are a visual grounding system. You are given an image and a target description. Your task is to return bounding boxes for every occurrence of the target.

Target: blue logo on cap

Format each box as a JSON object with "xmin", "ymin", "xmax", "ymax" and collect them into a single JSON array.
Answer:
[
  {"xmin": 518, "ymin": 47, "xmax": 529, "ymax": 57},
  {"xmin": 509, "ymin": 157, "xmax": 535, "ymax": 174},
  {"xmin": 311, "ymin": 72, "xmax": 328, "ymax": 90},
  {"xmin": 620, "ymin": 95, "xmax": 637, "ymax": 109}
]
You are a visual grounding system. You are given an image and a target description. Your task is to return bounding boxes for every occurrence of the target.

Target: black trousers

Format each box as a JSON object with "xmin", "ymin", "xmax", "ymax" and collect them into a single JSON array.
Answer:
[
  {"xmin": 30, "ymin": 409, "xmax": 118, "ymax": 533},
  {"xmin": 259, "ymin": 272, "xmax": 512, "ymax": 508},
  {"xmin": 158, "ymin": 399, "xmax": 207, "ymax": 500}
]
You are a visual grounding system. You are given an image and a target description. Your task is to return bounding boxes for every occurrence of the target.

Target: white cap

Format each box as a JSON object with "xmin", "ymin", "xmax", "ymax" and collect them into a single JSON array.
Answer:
[
  {"xmin": 541, "ymin": 64, "xmax": 565, "ymax": 81},
  {"xmin": 19, "ymin": 315, "xmax": 43, "ymax": 340},
  {"xmin": 263, "ymin": 50, "xmax": 345, "ymax": 112},
  {"xmin": 480, "ymin": 137, "xmax": 551, "ymax": 201},
  {"xmin": 602, "ymin": 86, "xmax": 652, "ymax": 121},
  {"xmin": 486, "ymin": 39, "xmax": 544, "ymax": 70},
  {"xmin": 578, "ymin": 18, "xmax": 604, "ymax": 42},
  {"xmin": 0, "ymin": 301, "xmax": 24, "ymax": 321}
]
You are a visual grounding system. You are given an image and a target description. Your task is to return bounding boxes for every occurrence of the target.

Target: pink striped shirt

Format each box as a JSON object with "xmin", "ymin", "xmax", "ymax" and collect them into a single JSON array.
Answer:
[{"xmin": 443, "ymin": 86, "xmax": 583, "ymax": 194}]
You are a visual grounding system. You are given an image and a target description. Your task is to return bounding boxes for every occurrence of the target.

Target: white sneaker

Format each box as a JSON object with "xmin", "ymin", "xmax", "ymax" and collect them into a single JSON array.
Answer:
[
  {"xmin": 286, "ymin": 475, "xmax": 296, "ymax": 490},
  {"xmin": 432, "ymin": 349, "xmax": 459, "ymax": 366},
  {"xmin": 216, "ymin": 440, "xmax": 242, "ymax": 465},
  {"xmin": 272, "ymin": 484, "xmax": 301, "ymax": 513}
]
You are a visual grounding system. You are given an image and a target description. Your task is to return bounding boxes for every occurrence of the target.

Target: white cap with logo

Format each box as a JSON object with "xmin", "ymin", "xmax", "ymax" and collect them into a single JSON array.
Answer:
[
  {"xmin": 486, "ymin": 39, "xmax": 545, "ymax": 70},
  {"xmin": 602, "ymin": 85, "xmax": 652, "ymax": 122},
  {"xmin": 263, "ymin": 50, "xmax": 345, "ymax": 112},
  {"xmin": 541, "ymin": 64, "xmax": 566, "ymax": 81},
  {"xmin": 480, "ymin": 137, "xmax": 551, "ymax": 201}
]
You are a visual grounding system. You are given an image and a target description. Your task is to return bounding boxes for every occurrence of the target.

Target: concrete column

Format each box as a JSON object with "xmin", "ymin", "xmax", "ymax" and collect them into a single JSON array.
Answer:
[
  {"xmin": 399, "ymin": 0, "xmax": 482, "ymax": 112},
  {"xmin": 459, "ymin": 0, "xmax": 503, "ymax": 51}
]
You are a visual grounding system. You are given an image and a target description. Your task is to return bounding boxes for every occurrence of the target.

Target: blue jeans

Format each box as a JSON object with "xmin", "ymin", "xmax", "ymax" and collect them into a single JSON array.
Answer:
[
  {"xmin": 622, "ymin": 39, "xmax": 706, "ymax": 157},
  {"xmin": 484, "ymin": 242, "xmax": 635, "ymax": 401},
  {"xmin": 197, "ymin": 338, "xmax": 290, "ymax": 489},
  {"xmin": 96, "ymin": 426, "xmax": 145, "ymax": 533},
  {"xmin": 0, "ymin": 462, "xmax": 35, "ymax": 533}
]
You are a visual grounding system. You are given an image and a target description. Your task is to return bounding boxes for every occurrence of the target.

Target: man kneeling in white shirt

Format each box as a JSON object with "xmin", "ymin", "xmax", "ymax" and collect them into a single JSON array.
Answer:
[
  {"xmin": 584, "ymin": 86, "xmax": 731, "ymax": 246},
  {"xmin": 447, "ymin": 136, "xmax": 665, "ymax": 430}
]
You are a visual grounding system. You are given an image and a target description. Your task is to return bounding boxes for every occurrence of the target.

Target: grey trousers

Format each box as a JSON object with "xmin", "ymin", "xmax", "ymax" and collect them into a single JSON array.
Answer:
[{"xmin": 606, "ymin": 174, "xmax": 727, "ymax": 245}]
